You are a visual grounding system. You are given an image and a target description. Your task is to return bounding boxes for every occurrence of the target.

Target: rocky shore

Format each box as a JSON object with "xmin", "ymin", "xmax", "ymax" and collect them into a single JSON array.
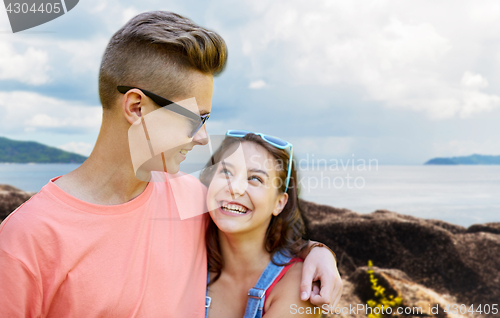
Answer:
[
  {"xmin": 0, "ymin": 184, "xmax": 34, "ymax": 220},
  {"xmin": 1, "ymin": 186, "xmax": 498, "ymax": 317},
  {"xmin": 300, "ymin": 200, "xmax": 500, "ymax": 318}
]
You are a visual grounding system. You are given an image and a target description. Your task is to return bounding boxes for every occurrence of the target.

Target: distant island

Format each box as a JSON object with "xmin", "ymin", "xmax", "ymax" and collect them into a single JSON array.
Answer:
[
  {"xmin": 0, "ymin": 136, "xmax": 87, "ymax": 163},
  {"xmin": 425, "ymin": 154, "xmax": 500, "ymax": 165}
]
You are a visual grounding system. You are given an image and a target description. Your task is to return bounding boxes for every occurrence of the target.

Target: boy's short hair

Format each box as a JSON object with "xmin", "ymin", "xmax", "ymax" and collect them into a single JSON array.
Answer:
[{"xmin": 98, "ymin": 11, "xmax": 228, "ymax": 110}]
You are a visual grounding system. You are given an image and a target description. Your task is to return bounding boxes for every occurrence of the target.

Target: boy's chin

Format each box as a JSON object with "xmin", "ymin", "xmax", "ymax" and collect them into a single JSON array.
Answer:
[{"xmin": 165, "ymin": 164, "xmax": 181, "ymax": 175}]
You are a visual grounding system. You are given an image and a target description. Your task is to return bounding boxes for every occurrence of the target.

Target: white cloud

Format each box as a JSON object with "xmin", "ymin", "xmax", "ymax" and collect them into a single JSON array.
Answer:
[
  {"xmin": 122, "ymin": 6, "xmax": 141, "ymax": 24},
  {"xmin": 0, "ymin": 91, "xmax": 102, "ymax": 134},
  {"xmin": 459, "ymin": 88, "xmax": 500, "ymax": 118},
  {"xmin": 0, "ymin": 0, "xmax": 148, "ymax": 87},
  {"xmin": 249, "ymin": 80, "xmax": 267, "ymax": 89},
  {"xmin": 0, "ymin": 41, "xmax": 50, "ymax": 85},
  {"xmin": 432, "ymin": 139, "xmax": 500, "ymax": 157},
  {"xmin": 234, "ymin": 0, "xmax": 500, "ymax": 119},
  {"xmin": 2, "ymin": 0, "xmax": 499, "ymax": 165},
  {"xmin": 57, "ymin": 141, "xmax": 94, "ymax": 156},
  {"xmin": 291, "ymin": 136, "xmax": 356, "ymax": 158},
  {"xmin": 461, "ymin": 71, "xmax": 489, "ymax": 89},
  {"xmin": 89, "ymin": 0, "xmax": 108, "ymax": 14},
  {"xmin": 57, "ymin": 37, "xmax": 108, "ymax": 75},
  {"xmin": 205, "ymin": 118, "xmax": 261, "ymax": 135}
]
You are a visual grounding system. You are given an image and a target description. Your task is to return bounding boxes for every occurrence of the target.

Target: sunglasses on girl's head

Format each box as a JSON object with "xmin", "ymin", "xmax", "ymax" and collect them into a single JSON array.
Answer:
[
  {"xmin": 225, "ymin": 130, "xmax": 293, "ymax": 192},
  {"xmin": 117, "ymin": 86, "xmax": 210, "ymax": 138}
]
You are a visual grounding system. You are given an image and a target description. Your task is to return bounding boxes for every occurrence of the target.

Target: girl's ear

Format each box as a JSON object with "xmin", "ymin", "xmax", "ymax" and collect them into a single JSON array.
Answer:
[{"xmin": 272, "ymin": 193, "xmax": 288, "ymax": 216}]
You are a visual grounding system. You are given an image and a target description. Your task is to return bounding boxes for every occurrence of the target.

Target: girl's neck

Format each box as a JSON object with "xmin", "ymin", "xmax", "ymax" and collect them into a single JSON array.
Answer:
[{"xmin": 218, "ymin": 230, "xmax": 271, "ymax": 280}]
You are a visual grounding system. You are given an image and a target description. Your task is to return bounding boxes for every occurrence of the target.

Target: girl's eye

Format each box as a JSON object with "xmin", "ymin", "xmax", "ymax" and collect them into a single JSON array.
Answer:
[
  {"xmin": 220, "ymin": 168, "xmax": 232, "ymax": 176},
  {"xmin": 249, "ymin": 175, "xmax": 263, "ymax": 183}
]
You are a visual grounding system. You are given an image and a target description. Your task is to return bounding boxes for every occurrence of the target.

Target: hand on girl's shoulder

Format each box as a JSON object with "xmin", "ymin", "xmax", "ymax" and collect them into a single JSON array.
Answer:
[{"xmin": 264, "ymin": 262, "xmax": 322, "ymax": 318}]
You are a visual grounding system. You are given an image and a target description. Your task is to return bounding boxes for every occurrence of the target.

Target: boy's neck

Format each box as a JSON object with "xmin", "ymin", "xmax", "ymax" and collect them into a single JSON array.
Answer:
[{"xmin": 54, "ymin": 116, "xmax": 149, "ymax": 205}]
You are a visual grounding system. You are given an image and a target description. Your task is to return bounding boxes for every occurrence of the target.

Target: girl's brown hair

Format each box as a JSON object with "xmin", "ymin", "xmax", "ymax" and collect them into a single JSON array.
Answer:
[{"xmin": 199, "ymin": 134, "xmax": 308, "ymax": 284}]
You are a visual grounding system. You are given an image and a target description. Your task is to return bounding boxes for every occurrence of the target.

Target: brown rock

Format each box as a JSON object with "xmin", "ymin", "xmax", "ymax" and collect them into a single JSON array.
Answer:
[
  {"xmin": 325, "ymin": 279, "xmax": 364, "ymax": 318},
  {"xmin": 299, "ymin": 199, "xmax": 500, "ymax": 309},
  {"xmin": 347, "ymin": 266, "xmax": 474, "ymax": 318},
  {"xmin": 0, "ymin": 184, "xmax": 34, "ymax": 221},
  {"xmin": 466, "ymin": 223, "xmax": 500, "ymax": 235}
]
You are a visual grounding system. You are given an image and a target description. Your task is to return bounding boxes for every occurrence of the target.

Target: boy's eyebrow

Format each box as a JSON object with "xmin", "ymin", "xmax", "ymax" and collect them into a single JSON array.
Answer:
[{"xmin": 221, "ymin": 161, "xmax": 233, "ymax": 168}]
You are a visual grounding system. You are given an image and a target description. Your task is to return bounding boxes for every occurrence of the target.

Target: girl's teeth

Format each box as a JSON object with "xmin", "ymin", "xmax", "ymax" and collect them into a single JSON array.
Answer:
[{"xmin": 222, "ymin": 203, "xmax": 248, "ymax": 214}]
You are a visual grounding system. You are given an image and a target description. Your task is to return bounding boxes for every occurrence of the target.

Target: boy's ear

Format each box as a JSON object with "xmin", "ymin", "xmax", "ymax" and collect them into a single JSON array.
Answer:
[
  {"xmin": 272, "ymin": 193, "xmax": 288, "ymax": 216},
  {"xmin": 122, "ymin": 90, "xmax": 143, "ymax": 125}
]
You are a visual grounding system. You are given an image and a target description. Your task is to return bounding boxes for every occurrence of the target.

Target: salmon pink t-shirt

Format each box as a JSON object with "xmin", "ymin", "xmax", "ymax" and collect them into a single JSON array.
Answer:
[{"xmin": 0, "ymin": 173, "xmax": 208, "ymax": 317}]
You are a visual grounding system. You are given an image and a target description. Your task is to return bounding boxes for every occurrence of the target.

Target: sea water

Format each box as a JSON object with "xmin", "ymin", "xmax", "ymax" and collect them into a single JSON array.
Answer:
[
  {"xmin": 0, "ymin": 163, "xmax": 80, "ymax": 193},
  {"xmin": 1, "ymin": 163, "xmax": 498, "ymax": 227},
  {"xmin": 299, "ymin": 165, "xmax": 500, "ymax": 227}
]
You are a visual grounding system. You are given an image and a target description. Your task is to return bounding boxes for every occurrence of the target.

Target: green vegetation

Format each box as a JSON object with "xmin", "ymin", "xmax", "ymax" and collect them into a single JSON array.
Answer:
[
  {"xmin": 0, "ymin": 136, "xmax": 87, "ymax": 163},
  {"xmin": 425, "ymin": 154, "xmax": 500, "ymax": 165},
  {"xmin": 366, "ymin": 260, "xmax": 403, "ymax": 318}
]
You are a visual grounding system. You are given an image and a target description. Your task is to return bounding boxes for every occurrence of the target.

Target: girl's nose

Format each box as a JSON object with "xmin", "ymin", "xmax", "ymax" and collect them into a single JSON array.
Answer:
[{"xmin": 225, "ymin": 171, "xmax": 248, "ymax": 198}]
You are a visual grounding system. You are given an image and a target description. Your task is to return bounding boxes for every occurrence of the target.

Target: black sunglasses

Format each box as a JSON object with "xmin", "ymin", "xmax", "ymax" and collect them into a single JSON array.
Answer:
[{"xmin": 117, "ymin": 86, "xmax": 210, "ymax": 138}]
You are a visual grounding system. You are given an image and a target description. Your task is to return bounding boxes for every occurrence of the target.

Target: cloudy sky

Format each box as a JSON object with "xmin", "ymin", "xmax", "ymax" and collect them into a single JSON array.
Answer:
[{"xmin": 1, "ymin": 0, "xmax": 499, "ymax": 164}]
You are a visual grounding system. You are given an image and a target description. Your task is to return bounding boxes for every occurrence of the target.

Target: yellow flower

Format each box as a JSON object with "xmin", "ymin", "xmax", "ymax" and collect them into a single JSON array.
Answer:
[{"xmin": 365, "ymin": 260, "xmax": 404, "ymax": 317}]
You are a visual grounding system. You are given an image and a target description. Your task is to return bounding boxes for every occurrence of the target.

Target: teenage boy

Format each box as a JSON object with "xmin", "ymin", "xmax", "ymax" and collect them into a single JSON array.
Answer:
[{"xmin": 0, "ymin": 11, "xmax": 341, "ymax": 317}]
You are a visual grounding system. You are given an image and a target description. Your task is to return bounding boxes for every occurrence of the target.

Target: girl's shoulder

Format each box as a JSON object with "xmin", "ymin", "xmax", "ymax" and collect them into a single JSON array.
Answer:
[
  {"xmin": 268, "ymin": 257, "xmax": 304, "ymax": 294},
  {"xmin": 263, "ymin": 259, "xmax": 322, "ymax": 317}
]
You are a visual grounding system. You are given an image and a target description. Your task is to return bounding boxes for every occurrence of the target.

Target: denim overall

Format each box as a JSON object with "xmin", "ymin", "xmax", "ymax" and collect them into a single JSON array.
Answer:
[{"xmin": 205, "ymin": 251, "xmax": 292, "ymax": 318}]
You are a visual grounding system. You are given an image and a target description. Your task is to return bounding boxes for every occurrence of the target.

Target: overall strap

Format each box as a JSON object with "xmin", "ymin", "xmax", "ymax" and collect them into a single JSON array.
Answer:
[
  {"xmin": 205, "ymin": 270, "xmax": 211, "ymax": 318},
  {"xmin": 243, "ymin": 251, "xmax": 292, "ymax": 318}
]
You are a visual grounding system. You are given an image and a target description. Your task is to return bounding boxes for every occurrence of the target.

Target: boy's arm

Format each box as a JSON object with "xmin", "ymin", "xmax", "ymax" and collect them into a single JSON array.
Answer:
[{"xmin": 298, "ymin": 240, "xmax": 342, "ymax": 308}]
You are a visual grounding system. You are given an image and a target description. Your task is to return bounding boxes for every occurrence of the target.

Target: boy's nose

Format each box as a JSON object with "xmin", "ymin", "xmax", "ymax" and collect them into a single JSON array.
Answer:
[{"xmin": 192, "ymin": 125, "xmax": 209, "ymax": 145}]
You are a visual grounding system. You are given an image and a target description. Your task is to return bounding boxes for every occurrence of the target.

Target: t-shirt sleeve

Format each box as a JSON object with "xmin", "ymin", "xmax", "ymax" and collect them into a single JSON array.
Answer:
[{"xmin": 0, "ymin": 249, "xmax": 42, "ymax": 317}]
